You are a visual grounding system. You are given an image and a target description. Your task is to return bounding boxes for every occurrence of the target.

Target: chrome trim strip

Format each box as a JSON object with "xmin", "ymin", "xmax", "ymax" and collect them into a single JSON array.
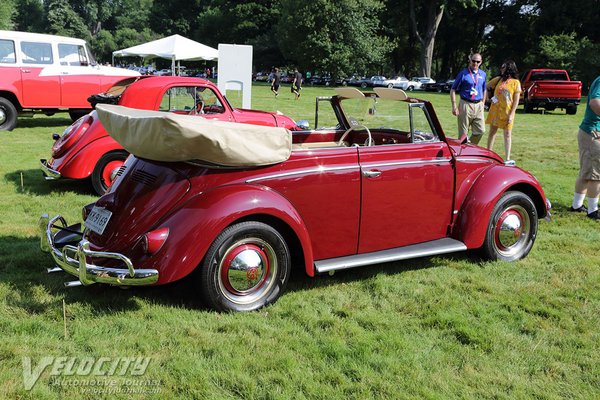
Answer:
[
  {"xmin": 40, "ymin": 159, "xmax": 61, "ymax": 180},
  {"xmin": 246, "ymin": 165, "xmax": 359, "ymax": 183},
  {"xmin": 314, "ymin": 238, "xmax": 467, "ymax": 273},
  {"xmin": 362, "ymin": 158, "xmax": 452, "ymax": 168},
  {"xmin": 40, "ymin": 214, "xmax": 159, "ymax": 286},
  {"xmin": 456, "ymin": 157, "xmax": 494, "ymax": 164}
]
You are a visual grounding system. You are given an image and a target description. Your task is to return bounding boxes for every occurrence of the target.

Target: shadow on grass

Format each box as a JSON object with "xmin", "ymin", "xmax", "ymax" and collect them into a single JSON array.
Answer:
[
  {"xmin": 1, "ymin": 234, "xmax": 481, "ymax": 315},
  {"xmin": 17, "ymin": 116, "xmax": 72, "ymax": 129},
  {"xmin": 1, "ymin": 235, "xmax": 207, "ymax": 315},
  {"xmin": 4, "ymin": 169, "xmax": 97, "ymax": 196},
  {"xmin": 286, "ymin": 250, "xmax": 480, "ymax": 293}
]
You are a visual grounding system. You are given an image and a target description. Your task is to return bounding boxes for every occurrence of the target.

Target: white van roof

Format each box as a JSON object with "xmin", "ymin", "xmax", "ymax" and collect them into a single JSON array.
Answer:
[{"xmin": 0, "ymin": 30, "xmax": 87, "ymax": 45}]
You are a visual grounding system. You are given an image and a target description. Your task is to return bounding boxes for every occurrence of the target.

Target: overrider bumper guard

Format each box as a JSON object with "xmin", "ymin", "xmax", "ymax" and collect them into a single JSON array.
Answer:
[{"xmin": 39, "ymin": 214, "xmax": 159, "ymax": 286}]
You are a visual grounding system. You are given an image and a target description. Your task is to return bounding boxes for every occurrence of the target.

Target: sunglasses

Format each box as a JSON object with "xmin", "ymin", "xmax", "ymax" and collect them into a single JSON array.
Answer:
[{"xmin": 471, "ymin": 59, "xmax": 482, "ymax": 64}]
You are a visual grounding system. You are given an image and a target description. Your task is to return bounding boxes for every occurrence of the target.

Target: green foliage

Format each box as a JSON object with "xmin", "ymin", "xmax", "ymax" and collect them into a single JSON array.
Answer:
[
  {"xmin": 12, "ymin": 0, "xmax": 45, "ymax": 32},
  {"xmin": 276, "ymin": 0, "xmax": 392, "ymax": 78},
  {"xmin": 44, "ymin": 0, "xmax": 90, "ymax": 41},
  {"xmin": 538, "ymin": 32, "xmax": 579, "ymax": 71},
  {"xmin": 0, "ymin": 0, "xmax": 15, "ymax": 30}
]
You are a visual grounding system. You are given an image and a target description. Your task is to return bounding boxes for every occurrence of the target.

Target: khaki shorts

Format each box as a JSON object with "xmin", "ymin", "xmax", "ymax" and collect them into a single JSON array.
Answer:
[
  {"xmin": 578, "ymin": 128, "xmax": 600, "ymax": 180},
  {"xmin": 458, "ymin": 99, "xmax": 485, "ymax": 136}
]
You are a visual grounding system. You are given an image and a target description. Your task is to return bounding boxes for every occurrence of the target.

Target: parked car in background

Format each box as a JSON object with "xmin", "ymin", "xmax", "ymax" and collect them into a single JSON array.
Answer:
[
  {"xmin": 0, "ymin": 30, "xmax": 140, "ymax": 131},
  {"xmin": 41, "ymin": 86, "xmax": 550, "ymax": 312},
  {"xmin": 40, "ymin": 76, "xmax": 303, "ymax": 194},
  {"xmin": 308, "ymin": 75, "xmax": 334, "ymax": 86},
  {"xmin": 348, "ymin": 76, "xmax": 386, "ymax": 89},
  {"xmin": 405, "ymin": 77, "xmax": 435, "ymax": 91},
  {"xmin": 382, "ymin": 76, "xmax": 409, "ymax": 89},
  {"xmin": 253, "ymin": 72, "xmax": 270, "ymax": 82},
  {"xmin": 519, "ymin": 69, "xmax": 581, "ymax": 114},
  {"xmin": 423, "ymin": 79, "xmax": 455, "ymax": 93}
]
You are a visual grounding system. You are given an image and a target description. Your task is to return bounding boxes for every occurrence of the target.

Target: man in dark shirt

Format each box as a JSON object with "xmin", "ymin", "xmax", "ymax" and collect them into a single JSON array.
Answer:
[
  {"xmin": 292, "ymin": 68, "xmax": 302, "ymax": 100},
  {"xmin": 270, "ymin": 68, "xmax": 281, "ymax": 97}
]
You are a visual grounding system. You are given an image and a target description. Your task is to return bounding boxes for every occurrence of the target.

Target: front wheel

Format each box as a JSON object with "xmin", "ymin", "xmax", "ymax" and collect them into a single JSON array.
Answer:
[
  {"xmin": 0, "ymin": 97, "xmax": 18, "ymax": 131},
  {"xmin": 566, "ymin": 105, "xmax": 577, "ymax": 115},
  {"xmin": 480, "ymin": 191, "xmax": 538, "ymax": 261},
  {"xmin": 91, "ymin": 151, "xmax": 128, "ymax": 195},
  {"xmin": 200, "ymin": 221, "xmax": 291, "ymax": 312}
]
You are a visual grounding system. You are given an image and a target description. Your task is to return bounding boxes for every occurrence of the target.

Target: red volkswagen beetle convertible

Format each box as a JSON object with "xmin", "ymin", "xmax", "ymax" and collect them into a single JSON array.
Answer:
[
  {"xmin": 40, "ymin": 87, "xmax": 550, "ymax": 312},
  {"xmin": 40, "ymin": 76, "xmax": 301, "ymax": 194}
]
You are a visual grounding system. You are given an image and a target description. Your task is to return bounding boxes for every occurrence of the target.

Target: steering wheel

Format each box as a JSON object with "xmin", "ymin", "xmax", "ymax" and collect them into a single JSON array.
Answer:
[{"xmin": 337, "ymin": 124, "xmax": 373, "ymax": 147}]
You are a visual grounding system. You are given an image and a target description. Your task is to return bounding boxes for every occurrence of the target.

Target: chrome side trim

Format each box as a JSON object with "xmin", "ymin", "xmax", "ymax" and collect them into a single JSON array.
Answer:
[
  {"xmin": 245, "ymin": 165, "xmax": 359, "ymax": 183},
  {"xmin": 361, "ymin": 158, "xmax": 452, "ymax": 168},
  {"xmin": 40, "ymin": 159, "xmax": 61, "ymax": 180},
  {"xmin": 314, "ymin": 238, "xmax": 467, "ymax": 273},
  {"xmin": 39, "ymin": 214, "xmax": 159, "ymax": 286},
  {"xmin": 456, "ymin": 157, "xmax": 495, "ymax": 164}
]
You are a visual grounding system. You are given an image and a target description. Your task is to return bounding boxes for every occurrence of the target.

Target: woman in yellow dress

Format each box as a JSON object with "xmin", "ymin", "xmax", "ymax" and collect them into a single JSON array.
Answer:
[{"xmin": 486, "ymin": 60, "xmax": 521, "ymax": 161}]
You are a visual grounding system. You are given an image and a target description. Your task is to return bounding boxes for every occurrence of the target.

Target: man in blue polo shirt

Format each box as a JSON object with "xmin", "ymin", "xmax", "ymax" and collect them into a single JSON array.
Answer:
[
  {"xmin": 570, "ymin": 75, "xmax": 600, "ymax": 220},
  {"xmin": 450, "ymin": 53, "xmax": 487, "ymax": 144}
]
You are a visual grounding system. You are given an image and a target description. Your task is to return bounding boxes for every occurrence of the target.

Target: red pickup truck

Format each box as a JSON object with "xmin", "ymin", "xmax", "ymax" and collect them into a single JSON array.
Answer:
[{"xmin": 520, "ymin": 69, "xmax": 582, "ymax": 115}]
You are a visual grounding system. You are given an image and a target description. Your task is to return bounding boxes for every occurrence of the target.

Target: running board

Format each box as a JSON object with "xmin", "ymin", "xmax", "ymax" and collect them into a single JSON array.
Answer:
[{"xmin": 314, "ymin": 238, "xmax": 467, "ymax": 274}]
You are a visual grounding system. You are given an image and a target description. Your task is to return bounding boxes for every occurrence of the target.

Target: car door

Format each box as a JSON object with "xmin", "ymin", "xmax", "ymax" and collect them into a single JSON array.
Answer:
[
  {"xmin": 19, "ymin": 40, "xmax": 61, "ymax": 107},
  {"xmin": 357, "ymin": 103, "xmax": 454, "ymax": 254},
  {"xmin": 57, "ymin": 42, "xmax": 102, "ymax": 107}
]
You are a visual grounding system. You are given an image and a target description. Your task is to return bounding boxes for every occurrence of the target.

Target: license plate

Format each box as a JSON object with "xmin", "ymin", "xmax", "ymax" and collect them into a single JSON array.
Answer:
[{"xmin": 84, "ymin": 207, "xmax": 113, "ymax": 235}]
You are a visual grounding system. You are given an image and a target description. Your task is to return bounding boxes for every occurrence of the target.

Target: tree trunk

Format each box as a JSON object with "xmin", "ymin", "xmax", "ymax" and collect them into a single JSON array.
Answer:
[{"xmin": 409, "ymin": 0, "xmax": 445, "ymax": 77}]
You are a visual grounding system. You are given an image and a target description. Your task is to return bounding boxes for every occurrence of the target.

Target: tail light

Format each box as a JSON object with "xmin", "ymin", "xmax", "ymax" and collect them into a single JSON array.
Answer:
[
  {"xmin": 51, "ymin": 114, "xmax": 93, "ymax": 157},
  {"xmin": 142, "ymin": 228, "xmax": 169, "ymax": 255}
]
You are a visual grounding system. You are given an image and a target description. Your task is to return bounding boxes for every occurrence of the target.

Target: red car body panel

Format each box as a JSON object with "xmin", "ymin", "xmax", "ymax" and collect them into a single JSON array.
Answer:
[{"xmin": 42, "ymin": 76, "xmax": 300, "ymax": 191}]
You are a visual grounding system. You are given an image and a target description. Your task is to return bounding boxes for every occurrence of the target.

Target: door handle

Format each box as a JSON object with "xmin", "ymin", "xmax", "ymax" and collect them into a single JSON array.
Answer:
[
  {"xmin": 21, "ymin": 69, "xmax": 31, "ymax": 73},
  {"xmin": 362, "ymin": 170, "xmax": 381, "ymax": 178}
]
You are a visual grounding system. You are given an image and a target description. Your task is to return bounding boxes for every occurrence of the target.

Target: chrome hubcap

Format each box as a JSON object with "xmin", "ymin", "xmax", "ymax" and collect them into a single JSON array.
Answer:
[
  {"xmin": 494, "ymin": 205, "xmax": 530, "ymax": 257},
  {"xmin": 0, "ymin": 108, "xmax": 6, "ymax": 125},
  {"xmin": 218, "ymin": 238, "xmax": 277, "ymax": 305}
]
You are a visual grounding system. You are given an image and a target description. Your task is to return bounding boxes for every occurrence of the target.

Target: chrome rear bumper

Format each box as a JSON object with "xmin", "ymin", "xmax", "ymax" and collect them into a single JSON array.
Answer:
[
  {"xmin": 40, "ymin": 159, "xmax": 61, "ymax": 180},
  {"xmin": 39, "ymin": 214, "xmax": 159, "ymax": 286}
]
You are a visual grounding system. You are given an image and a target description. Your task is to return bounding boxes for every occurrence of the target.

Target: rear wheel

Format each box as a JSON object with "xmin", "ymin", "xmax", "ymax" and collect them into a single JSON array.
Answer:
[
  {"xmin": 0, "ymin": 97, "xmax": 18, "ymax": 131},
  {"xmin": 566, "ymin": 105, "xmax": 577, "ymax": 115},
  {"xmin": 91, "ymin": 151, "xmax": 128, "ymax": 195},
  {"xmin": 200, "ymin": 221, "xmax": 291, "ymax": 312},
  {"xmin": 524, "ymin": 99, "xmax": 534, "ymax": 113},
  {"xmin": 361, "ymin": 82, "xmax": 368, "ymax": 89},
  {"xmin": 407, "ymin": 85, "xmax": 414, "ymax": 91},
  {"xmin": 480, "ymin": 191, "xmax": 538, "ymax": 261}
]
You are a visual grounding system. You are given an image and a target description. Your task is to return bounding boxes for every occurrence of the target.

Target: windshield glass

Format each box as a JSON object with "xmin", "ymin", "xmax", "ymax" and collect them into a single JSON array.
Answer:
[{"xmin": 339, "ymin": 95, "xmax": 439, "ymax": 143}]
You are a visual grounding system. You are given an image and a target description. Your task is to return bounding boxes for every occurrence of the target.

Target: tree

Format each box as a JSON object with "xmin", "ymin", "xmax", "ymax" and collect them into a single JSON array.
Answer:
[
  {"xmin": 45, "ymin": 0, "xmax": 90, "ymax": 40},
  {"xmin": 409, "ymin": 0, "xmax": 444, "ymax": 78},
  {"xmin": 276, "ymin": 0, "xmax": 391, "ymax": 78},
  {"xmin": 0, "ymin": 0, "xmax": 15, "ymax": 30},
  {"xmin": 13, "ymin": 0, "xmax": 45, "ymax": 32}
]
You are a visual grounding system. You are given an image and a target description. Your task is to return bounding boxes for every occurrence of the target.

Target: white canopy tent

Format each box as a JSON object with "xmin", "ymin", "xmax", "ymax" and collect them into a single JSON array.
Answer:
[{"xmin": 112, "ymin": 34, "xmax": 218, "ymax": 75}]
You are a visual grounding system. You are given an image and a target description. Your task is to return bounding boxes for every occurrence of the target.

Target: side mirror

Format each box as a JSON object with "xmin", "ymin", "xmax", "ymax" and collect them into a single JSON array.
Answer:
[{"xmin": 297, "ymin": 120, "xmax": 310, "ymax": 130}]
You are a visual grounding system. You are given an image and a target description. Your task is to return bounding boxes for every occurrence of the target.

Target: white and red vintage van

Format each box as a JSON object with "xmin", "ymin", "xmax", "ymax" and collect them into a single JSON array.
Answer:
[{"xmin": 0, "ymin": 30, "xmax": 140, "ymax": 131}]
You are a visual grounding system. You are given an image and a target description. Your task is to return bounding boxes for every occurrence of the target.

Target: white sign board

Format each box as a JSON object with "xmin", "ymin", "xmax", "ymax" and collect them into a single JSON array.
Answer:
[{"xmin": 217, "ymin": 44, "xmax": 253, "ymax": 109}]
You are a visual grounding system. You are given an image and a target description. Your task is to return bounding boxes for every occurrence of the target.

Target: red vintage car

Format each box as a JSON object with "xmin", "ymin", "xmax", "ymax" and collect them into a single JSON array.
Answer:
[
  {"xmin": 40, "ymin": 76, "xmax": 302, "ymax": 194},
  {"xmin": 40, "ymin": 87, "xmax": 550, "ymax": 312}
]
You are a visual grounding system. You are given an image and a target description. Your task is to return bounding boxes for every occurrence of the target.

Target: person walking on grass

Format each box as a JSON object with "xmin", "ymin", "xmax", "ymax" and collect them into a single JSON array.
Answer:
[
  {"xmin": 291, "ymin": 68, "xmax": 302, "ymax": 100},
  {"xmin": 270, "ymin": 68, "xmax": 281, "ymax": 97},
  {"xmin": 485, "ymin": 60, "xmax": 522, "ymax": 162},
  {"xmin": 450, "ymin": 52, "xmax": 487, "ymax": 145},
  {"xmin": 570, "ymin": 75, "xmax": 600, "ymax": 220}
]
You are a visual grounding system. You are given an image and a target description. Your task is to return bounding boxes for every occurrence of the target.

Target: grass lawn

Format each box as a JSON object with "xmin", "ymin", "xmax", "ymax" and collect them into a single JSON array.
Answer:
[{"xmin": 0, "ymin": 83, "xmax": 599, "ymax": 399}]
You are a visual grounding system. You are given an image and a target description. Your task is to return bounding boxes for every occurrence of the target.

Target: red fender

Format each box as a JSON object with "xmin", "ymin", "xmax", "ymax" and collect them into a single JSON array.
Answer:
[
  {"xmin": 453, "ymin": 165, "xmax": 547, "ymax": 249},
  {"xmin": 145, "ymin": 185, "xmax": 315, "ymax": 284},
  {"xmin": 58, "ymin": 136, "xmax": 124, "ymax": 179}
]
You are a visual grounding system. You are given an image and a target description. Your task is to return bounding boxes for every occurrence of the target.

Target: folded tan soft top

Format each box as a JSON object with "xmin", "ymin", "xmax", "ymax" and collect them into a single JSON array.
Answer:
[{"xmin": 95, "ymin": 104, "xmax": 292, "ymax": 166}]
